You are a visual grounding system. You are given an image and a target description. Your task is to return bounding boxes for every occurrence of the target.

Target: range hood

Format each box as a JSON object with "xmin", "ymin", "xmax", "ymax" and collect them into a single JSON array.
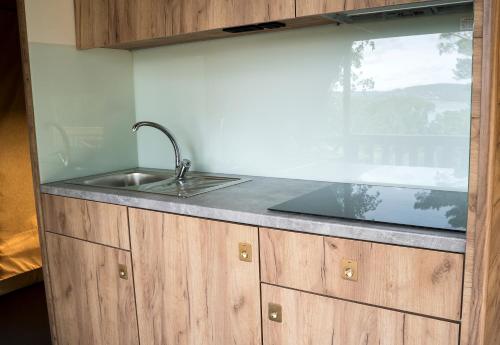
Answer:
[{"xmin": 323, "ymin": 0, "xmax": 473, "ymax": 24}]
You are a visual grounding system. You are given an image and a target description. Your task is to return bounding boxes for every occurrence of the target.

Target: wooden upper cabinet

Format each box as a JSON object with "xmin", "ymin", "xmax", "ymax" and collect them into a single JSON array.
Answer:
[
  {"xmin": 129, "ymin": 209, "xmax": 261, "ymax": 345},
  {"xmin": 262, "ymin": 284, "xmax": 460, "ymax": 345},
  {"xmin": 75, "ymin": 0, "xmax": 295, "ymax": 48},
  {"xmin": 166, "ymin": 0, "xmax": 295, "ymax": 36},
  {"xmin": 74, "ymin": 0, "xmax": 113, "ymax": 49},
  {"xmin": 260, "ymin": 228, "xmax": 464, "ymax": 320},
  {"xmin": 111, "ymin": 0, "xmax": 166, "ymax": 44},
  {"xmin": 47, "ymin": 233, "xmax": 139, "ymax": 345},
  {"xmin": 42, "ymin": 194, "xmax": 130, "ymax": 250},
  {"xmin": 344, "ymin": 0, "xmax": 430, "ymax": 11},
  {"xmin": 296, "ymin": 0, "xmax": 345, "ymax": 17}
]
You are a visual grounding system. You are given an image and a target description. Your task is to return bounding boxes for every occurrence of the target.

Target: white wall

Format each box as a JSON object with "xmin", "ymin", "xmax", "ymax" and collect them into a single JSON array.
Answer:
[
  {"xmin": 133, "ymin": 13, "xmax": 473, "ymax": 190},
  {"xmin": 25, "ymin": 0, "xmax": 137, "ymax": 183}
]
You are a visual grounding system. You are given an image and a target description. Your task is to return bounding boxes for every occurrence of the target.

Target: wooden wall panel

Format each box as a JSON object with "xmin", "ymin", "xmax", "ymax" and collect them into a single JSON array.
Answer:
[
  {"xmin": 474, "ymin": 0, "xmax": 484, "ymax": 38},
  {"xmin": 46, "ymin": 233, "xmax": 139, "ymax": 345},
  {"xmin": 129, "ymin": 209, "xmax": 261, "ymax": 345},
  {"xmin": 16, "ymin": 1, "xmax": 59, "ymax": 342},
  {"xmin": 461, "ymin": 1, "xmax": 500, "ymax": 344},
  {"xmin": 262, "ymin": 284, "xmax": 460, "ymax": 345},
  {"xmin": 42, "ymin": 194, "xmax": 130, "ymax": 250},
  {"xmin": 260, "ymin": 228, "xmax": 463, "ymax": 320},
  {"xmin": 483, "ymin": 2, "xmax": 500, "ymax": 344},
  {"xmin": 472, "ymin": 38, "xmax": 483, "ymax": 118}
]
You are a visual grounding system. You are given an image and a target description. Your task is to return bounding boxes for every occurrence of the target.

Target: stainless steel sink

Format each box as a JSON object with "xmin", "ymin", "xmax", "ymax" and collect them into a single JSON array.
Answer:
[
  {"xmin": 80, "ymin": 172, "xmax": 171, "ymax": 188},
  {"xmin": 66, "ymin": 169, "xmax": 250, "ymax": 198}
]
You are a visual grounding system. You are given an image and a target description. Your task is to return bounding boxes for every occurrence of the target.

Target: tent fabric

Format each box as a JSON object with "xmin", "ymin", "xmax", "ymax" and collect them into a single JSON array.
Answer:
[{"xmin": 0, "ymin": 228, "xmax": 42, "ymax": 282}]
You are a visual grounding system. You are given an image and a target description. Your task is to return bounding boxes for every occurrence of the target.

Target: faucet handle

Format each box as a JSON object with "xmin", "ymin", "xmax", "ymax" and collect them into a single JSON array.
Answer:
[{"xmin": 176, "ymin": 159, "xmax": 192, "ymax": 180}]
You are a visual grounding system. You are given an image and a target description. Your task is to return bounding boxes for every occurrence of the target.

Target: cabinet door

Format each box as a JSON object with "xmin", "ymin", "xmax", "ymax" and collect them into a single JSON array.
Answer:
[
  {"xmin": 262, "ymin": 284, "xmax": 460, "ymax": 345},
  {"xmin": 166, "ymin": 0, "xmax": 295, "ymax": 36},
  {"xmin": 74, "ymin": 0, "xmax": 113, "ymax": 49},
  {"xmin": 129, "ymin": 209, "xmax": 261, "ymax": 345},
  {"xmin": 296, "ymin": 0, "xmax": 344, "ymax": 17},
  {"xmin": 111, "ymin": 0, "xmax": 166, "ymax": 44},
  {"xmin": 46, "ymin": 233, "xmax": 139, "ymax": 345}
]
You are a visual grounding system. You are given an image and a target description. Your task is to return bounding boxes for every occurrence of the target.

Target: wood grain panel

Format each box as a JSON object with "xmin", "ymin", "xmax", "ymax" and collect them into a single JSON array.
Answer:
[
  {"xmin": 16, "ymin": 1, "xmax": 59, "ymax": 343},
  {"xmin": 344, "ymin": 0, "xmax": 429, "ymax": 11},
  {"xmin": 74, "ymin": 0, "xmax": 112, "ymax": 49},
  {"xmin": 46, "ymin": 233, "xmax": 139, "ymax": 345},
  {"xmin": 474, "ymin": 0, "xmax": 484, "ymax": 38},
  {"xmin": 472, "ymin": 38, "xmax": 483, "ymax": 118},
  {"xmin": 296, "ymin": 0, "xmax": 345, "ymax": 17},
  {"xmin": 129, "ymin": 209, "xmax": 261, "ymax": 345},
  {"xmin": 262, "ymin": 284, "xmax": 460, "ymax": 345},
  {"xmin": 111, "ymin": 0, "xmax": 166, "ymax": 44},
  {"xmin": 107, "ymin": 15, "xmax": 331, "ymax": 49},
  {"xmin": 166, "ymin": 0, "xmax": 295, "ymax": 36},
  {"xmin": 42, "ymin": 194, "xmax": 130, "ymax": 250},
  {"xmin": 260, "ymin": 228, "xmax": 463, "ymax": 320},
  {"xmin": 483, "ymin": 2, "xmax": 500, "ymax": 344},
  {"xmin": 460, "ymin": 1, "xmax": 500, "ymax": 344}
]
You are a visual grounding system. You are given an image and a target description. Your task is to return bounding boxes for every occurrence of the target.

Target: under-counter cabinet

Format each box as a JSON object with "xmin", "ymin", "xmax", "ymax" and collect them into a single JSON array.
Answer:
[
  {"xmin": 129, "ymin": 209, "xmax": 261, "ymax": 345},
  {"xmin": 41, "ymin": 195, "xmax": 465, "ymax": 345},
  {"xmin": 46, "ymin": 233, "xmax": 139, "ymax": 345}
]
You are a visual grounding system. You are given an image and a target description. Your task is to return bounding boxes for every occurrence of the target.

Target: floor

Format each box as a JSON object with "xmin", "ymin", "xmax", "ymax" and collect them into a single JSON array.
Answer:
[{"xmin": 0, "ymin": 282, "xmax": 52, "ymax": 345}]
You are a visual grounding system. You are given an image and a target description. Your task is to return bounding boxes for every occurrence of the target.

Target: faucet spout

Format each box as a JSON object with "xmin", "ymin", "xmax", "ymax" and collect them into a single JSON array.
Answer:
[{"xmin": 132, "ymin": 121, "xmax": 191, "ymax": 180}]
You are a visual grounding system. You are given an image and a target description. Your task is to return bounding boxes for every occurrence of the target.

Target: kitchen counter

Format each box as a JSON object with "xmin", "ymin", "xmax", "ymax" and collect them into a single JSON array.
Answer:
[{"xmin": 41, "ymin": 169, "xmax": 466, "ymax": 253}]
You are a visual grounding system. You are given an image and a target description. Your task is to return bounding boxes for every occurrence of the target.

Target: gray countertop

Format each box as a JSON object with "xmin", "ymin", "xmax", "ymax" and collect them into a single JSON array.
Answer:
[{"xmin": 41, "ymin": 169, "xmax": 466, "ymax": 253}]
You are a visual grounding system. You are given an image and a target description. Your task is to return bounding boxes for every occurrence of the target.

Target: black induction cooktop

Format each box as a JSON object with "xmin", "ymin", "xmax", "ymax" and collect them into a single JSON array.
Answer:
[{"xmin": 268, "ymin": 183, "xmax": 467, "ymax": 231}]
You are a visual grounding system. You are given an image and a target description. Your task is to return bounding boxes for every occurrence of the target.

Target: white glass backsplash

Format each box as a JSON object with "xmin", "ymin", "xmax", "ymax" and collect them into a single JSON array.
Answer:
[
  {"xmin": 30, "ymin": 44, "xmax": 138, "ymax": 182},
  {"xmin": 133, "ymin": 12, "xmax": 473, "ymax": 190}
]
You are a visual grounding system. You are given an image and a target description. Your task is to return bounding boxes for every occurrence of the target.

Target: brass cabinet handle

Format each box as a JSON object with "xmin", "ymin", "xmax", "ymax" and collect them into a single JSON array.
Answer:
[
  {"xmin": 239, "ymin": 243, "xmax": 252, "ymax": 262},
  {"xmin": 118, "ymin": 264, "xmax": 128, "ymax": 280},
  {"xmin": 344, "ymin": 267, "xmax": 354, "ymax": 278},
  {"xmin": 341, "ymin": 258, "xmax": 358, "ymax": 281},
  {"xmin": 268, "ymin": 303, "xmax": 282, "ymax": 323}
]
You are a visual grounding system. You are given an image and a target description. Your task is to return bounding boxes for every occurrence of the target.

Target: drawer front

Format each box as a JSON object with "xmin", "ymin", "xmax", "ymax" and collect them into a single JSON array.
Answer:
[
  {"xmin": 262, "ymin": 284, "xmax": 459, "ymax": 345},
  {"xmin": 260, "ymin": 228, "xmax": 464, "ymax": 320},
  {"xmin": 42, "ymin": 194, "xmax": 130, "ymax": 250}
]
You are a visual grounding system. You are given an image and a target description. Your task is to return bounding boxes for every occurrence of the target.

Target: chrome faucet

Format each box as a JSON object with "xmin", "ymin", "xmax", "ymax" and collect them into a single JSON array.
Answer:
[{"xmin": 132, "ymin": 121, "xmax": 191, "ymax": 180}]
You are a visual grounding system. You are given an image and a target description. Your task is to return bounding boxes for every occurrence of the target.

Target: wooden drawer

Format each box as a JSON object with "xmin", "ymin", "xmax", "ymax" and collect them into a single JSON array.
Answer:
[
  {"xmin": 262, "ymin": 284, "xmax": 459, "ymax": 345},
  {"xmin": 42, "ymin": 194, "xmax": 130, "ymax": 250},
  {"xmin": 260, "ymin": 228, "xmax": 464, "ymax": 320}
]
